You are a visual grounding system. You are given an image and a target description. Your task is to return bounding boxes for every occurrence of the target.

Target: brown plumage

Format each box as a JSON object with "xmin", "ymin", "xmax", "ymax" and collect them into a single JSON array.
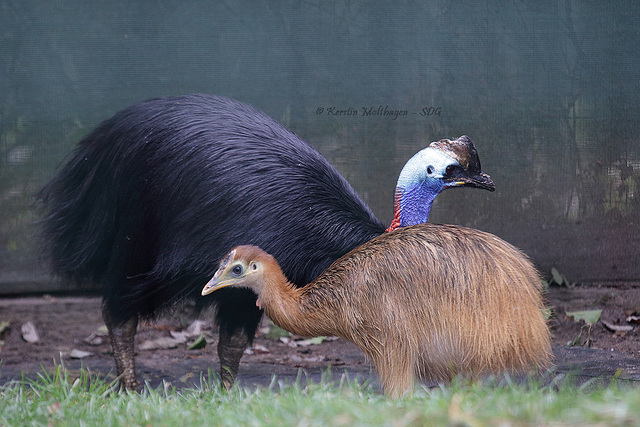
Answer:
[{"xmin": 202, "ymin": 223, "xmax": 552, "ymax": 397}]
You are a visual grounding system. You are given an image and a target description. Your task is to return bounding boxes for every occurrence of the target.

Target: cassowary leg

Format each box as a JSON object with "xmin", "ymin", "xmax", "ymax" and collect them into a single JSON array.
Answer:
[
  {"xmin": 217, "ymin": 327, "xmax": 252, "ymax": 390},
  {"xmin": 373, "ymin": 351, "xmax": 415, "ymax": 398},
  {"xmin": 216, "ymin": 291, "xmax": 263, "ymax": 390},
  {"xmin": 102, "ymin": 306, "xmax": 139, "ymax": 390}
]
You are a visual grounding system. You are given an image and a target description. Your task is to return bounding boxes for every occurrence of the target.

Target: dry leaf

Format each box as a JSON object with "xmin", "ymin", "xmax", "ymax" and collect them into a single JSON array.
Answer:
[
  {"xmin": 295, "ymin": 337, "xmax": 326, "ymax": 346},
  {"xmin": 169, "ymin": 331, "xmax": 189, "ymax": 343},
  {"xmin": 602, "ymin": 319, "xmax": 634, "ymax": 332},
  {"xmin": 84, "ymin": 327, "xmax": 108, "ymax": 345},
  {"xmin": 139, "ymin": 337, "xmax": 181, "ymax": 350},
  {"xmin": 21, "ymin": 321, "xmax": 39, "ymax": 343},
  {"xmin": 252, "ymin": 343, "xmax": 270, "ymax": 354},
  {"xmin": 69, "ymin": 349, "xmax": 93, "ymax": 359}
]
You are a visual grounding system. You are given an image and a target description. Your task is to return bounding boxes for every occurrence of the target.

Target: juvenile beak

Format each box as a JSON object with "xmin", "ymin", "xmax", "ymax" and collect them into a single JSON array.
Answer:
[
  {"xmin": 201, "ymin": 272, "xmax": 236, "ymax": 296},
  {"xmin": 202, "ymin": 249, "xmax": 238, "ymax": 296}
]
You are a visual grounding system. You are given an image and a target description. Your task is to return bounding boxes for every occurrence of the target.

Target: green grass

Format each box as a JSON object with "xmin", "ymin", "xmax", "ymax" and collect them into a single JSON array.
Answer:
[{"xmin": 1, "ymin": 366, "xmax": 639, "ymax": 426}]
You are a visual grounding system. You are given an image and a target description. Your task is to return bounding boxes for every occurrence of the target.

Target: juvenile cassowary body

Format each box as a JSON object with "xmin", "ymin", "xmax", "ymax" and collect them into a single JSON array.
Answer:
[
  {"xmin": 38, "ymin": 94, "xmax": 494, "ymax": 390},
  {"xmin": 203, "ymin": 227, "xmax": 552, "ymax": 397}
]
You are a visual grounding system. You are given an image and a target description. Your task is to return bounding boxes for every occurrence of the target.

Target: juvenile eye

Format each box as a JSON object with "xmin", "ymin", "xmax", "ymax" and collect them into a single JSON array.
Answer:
[{"xmin": 231, "ymin": 265, "xmax": 243, "ymax": 277}]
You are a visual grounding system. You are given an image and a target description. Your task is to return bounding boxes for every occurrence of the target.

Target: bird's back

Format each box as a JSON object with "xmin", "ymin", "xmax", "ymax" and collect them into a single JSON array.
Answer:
[
  {"xmin": 306, "ymin": 223, "xmax": 551, "ymax": 379},
  {"xmin": 38, "ymin": 94, "xmax": 385, "ymax": 322}
]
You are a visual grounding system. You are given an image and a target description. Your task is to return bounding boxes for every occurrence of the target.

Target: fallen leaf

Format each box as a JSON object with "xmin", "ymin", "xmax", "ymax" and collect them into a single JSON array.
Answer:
[
  {"xmin": 69, "ymin": 349, "xmax": 93, "ymax": 359},
  {"xmin": 601, "ymin": 320, "xmax": 634, "ymax": 332},
  {"xmin": 84, "ymin": 327, "xmax": 108, "ymax": 345},
  {"xmin": 187, "ymin": 334, "xmax": 206, "ymax": 350},
  {"xmin": 288, "ymin": 354, "xmax": 304, "ymax": 363},
  {"xmin": 565, "ymin": 309, "xmax": 602, "ymax": 325},
  {"xmin": 84, "ymin": 335, "xmax": 104, "ymax": 346},
  {"xmin": 279, "ymin": 337, "xmax": 296, "ymax": 347},
  {"xmin": 139, "ymin": 337, "xmax": 181, "ymax": 350},
  {"xmin": 296, "ymin": 337, "xmax": 326, "ymax": 346},
  {"xmin": 551, "ymin": 268, "xmax": 565, "ymax": 286},
  {"xmin": 245, "ymin": 343, "xmax": 270, "ymax": 355},
  {"xmin": 302, "ymin": 355, "xmax": 326, "ymax": 362},
  {"xmin": 252, "ymin": 343, "xmax": 270, "ymax": 354},
  {"xmin": 21, "ymin": 321, "xmax": 39, "ymax": 343},
  {"xmin": 169, "ymin": 331, "xmax": 189, "ymax": 343}
]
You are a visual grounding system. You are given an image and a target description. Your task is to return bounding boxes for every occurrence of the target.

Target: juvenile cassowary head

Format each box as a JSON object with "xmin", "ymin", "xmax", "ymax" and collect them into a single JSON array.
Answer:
[
  {"xmin": 202, "ymin": 247, "xmax": 269, "ymax": 294},
  {"xmin": 388, "ymin": 135, "xmax": 495, "ymax": 231},
  {"xmin": 202, "ymin": 246, "xmax": 277, "ymax": 309}
]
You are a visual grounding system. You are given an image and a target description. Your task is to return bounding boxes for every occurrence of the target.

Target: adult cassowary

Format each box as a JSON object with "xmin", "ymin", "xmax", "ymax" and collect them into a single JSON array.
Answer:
[{"xmin": 38, "ymin": 94, "xmax": 494, "ymax": 389}]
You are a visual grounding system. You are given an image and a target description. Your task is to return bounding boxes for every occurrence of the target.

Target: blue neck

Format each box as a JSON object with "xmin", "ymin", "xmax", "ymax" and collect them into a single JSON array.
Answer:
[
  {"xmin": 398, "ymin": 179, "xmax": 443, "ymax": 227},
  {"xmin": 388, "ymin": 146, "xmax": 456, "ymax": 231}
]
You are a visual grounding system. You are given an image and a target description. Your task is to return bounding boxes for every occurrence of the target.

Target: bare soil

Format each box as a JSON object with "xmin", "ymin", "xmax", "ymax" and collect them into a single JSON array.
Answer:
[{"xmin": 1, "ymin": 283, "xmax": 639, "ymax": 390}]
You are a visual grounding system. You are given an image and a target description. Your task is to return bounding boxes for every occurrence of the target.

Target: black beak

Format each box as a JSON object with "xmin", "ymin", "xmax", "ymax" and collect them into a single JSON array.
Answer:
[{"xmin": 444, "ymin": 170, "xmax": 496, "ymax": 191}]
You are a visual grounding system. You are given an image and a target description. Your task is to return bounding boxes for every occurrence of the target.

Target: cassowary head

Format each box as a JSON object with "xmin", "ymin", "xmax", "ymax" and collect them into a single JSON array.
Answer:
[
  {"xmin": 388, "ymin": 135, "xmax": 495, "ymax": 231},
  {"xmin": 201, "ymin": 246, "xmax": 274, "ymax": 301}
]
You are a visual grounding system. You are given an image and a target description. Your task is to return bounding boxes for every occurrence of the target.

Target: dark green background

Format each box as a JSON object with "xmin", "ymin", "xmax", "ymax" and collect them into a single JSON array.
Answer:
[{"xmin": 1, "ymin": 1, "xmax": 639, "ymax": 293}]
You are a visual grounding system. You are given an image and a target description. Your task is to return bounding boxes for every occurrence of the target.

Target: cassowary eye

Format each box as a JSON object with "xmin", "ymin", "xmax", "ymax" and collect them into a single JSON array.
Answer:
[
  {"xmin": 445, "ymin": 165, "xmax": 456, "ymax": 176},
  {"xmin": 231, "ymin": 265, "xmax": 243, "ymax": 277}
]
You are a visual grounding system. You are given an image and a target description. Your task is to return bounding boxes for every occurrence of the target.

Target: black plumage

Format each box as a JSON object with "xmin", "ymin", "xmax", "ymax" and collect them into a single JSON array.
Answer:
[{"xmin": 38, "ymin": 94, "xmax": 384, "ymax": 388}]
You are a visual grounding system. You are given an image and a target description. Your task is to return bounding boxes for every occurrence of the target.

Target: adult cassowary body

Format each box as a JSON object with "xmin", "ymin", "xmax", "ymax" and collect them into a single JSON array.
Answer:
[{"xmin": 38, "ymin": 94, "xmax": 494, "ymax": 389}]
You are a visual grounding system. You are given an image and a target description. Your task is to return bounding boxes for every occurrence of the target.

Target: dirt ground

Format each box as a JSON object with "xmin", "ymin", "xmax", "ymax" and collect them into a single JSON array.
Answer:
[{"xmin": 1, "ymin": 282, "xmax": 639, "ymax": 390}]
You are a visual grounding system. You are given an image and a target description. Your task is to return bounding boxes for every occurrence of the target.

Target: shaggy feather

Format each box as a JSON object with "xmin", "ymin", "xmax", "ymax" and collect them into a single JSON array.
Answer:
[
  {"xmin": 208, "ymin": 224, "xmax": 552, "ymax": 397},
  {"xmin": 38, "ymin": 94, "xmax": 384, "ymax": 324}
]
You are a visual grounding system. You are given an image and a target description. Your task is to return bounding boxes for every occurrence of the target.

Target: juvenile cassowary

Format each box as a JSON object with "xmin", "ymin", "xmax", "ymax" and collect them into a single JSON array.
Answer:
[
  {"xmin": 202, "ymin": 228, "xmax": 552, "ymax": 397},
  {"xmin": 38, "ymin": 94, "xmax": 494, "ymax": 390}
]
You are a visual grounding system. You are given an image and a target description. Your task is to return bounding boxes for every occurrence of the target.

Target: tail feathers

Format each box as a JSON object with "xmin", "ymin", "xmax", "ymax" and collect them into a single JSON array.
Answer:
[{"xmin": 37, "ymin": 138, "xmax": 125, "ymax": 284}]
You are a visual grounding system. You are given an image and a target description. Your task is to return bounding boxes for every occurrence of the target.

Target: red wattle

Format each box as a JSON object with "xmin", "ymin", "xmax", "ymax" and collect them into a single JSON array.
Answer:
[{"xmin": 386, "ymin": 189, "xmax": 402, "ymax": 232}]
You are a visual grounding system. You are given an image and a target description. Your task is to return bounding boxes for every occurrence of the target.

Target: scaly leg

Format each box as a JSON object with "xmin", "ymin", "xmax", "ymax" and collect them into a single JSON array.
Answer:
[
  {"xmin": 102, "ymin": 305, "xmax": 139, "ymax": 390},
  {"xmin": 215, "ymin": 290, "xmax": 263, "ymax": 390},
  {"xmin": 217, "ymin": 326, "xmax": 253, "ymax": 390}
]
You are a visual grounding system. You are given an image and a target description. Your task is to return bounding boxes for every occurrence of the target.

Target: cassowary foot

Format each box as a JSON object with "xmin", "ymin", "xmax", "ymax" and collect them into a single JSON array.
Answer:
[
  {"xmin": 102, "ymin": 307, "xmax": 139, "ymax": 390},
  {"xmin": 217, "ymin": 327, "xmax": 252, "ymax": 390}
]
